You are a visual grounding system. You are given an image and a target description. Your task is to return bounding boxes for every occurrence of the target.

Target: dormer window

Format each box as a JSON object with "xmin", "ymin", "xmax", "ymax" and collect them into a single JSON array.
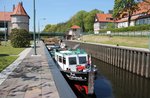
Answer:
[
  {"xmin": 95, "ymin": 18, "xmax": 98, "ymax": 22},
  {"xmin": 106, "ymin": 18, "xmax": 113, "ymax": 20}
]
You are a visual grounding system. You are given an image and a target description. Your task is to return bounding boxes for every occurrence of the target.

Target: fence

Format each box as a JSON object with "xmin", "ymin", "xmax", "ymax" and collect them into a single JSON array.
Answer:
[
  {"xmin": 98, "ymin": 31, "xmax": 150, "ymax": 37},
  {"xmin": 65, "ymin": 41, "xmax": 150, "ymax": 78}
]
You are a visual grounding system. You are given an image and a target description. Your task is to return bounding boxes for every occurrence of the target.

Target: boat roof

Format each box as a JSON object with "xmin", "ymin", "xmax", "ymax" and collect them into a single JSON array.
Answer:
[{"xmin": 56, "ymin": 49, "xmax": 87, "ymax": 56}]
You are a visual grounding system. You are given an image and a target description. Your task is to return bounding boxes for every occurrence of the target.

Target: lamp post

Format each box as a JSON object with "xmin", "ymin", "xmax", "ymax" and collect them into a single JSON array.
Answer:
[
  {"xmin": 4, "ymin": 6, "xmax": 7, "ymax": 46},
  {"xmin": 38, "ymin": 18, "xmax": 46, "ymax": 41},
  {"xmin": 33, "ymin": 0, "xmax": 37, "ymax": 55},
  {"xmin": 149, "ymin": 32, "xmax": 150, "ymax": 51}
]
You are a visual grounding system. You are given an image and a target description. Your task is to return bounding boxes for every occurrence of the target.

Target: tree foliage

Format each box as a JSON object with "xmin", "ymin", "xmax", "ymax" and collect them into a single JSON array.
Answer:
[
  {"xmin": 10, "ymin": 29, "xmax": 30, "ymax": 48},
  {"xmin": 43, "ymin": 9, "xmax": 103, "ymax": 33},
  {"xmin": 113, "ymin": 0, "xmax": 139, "ymax": 26}
]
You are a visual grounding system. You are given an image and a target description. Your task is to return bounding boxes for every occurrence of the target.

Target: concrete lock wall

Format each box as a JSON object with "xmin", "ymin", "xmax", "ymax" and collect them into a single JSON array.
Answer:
[{"xmin": 65, "ymin": 41, "xmax": 150, "ymax": 78}]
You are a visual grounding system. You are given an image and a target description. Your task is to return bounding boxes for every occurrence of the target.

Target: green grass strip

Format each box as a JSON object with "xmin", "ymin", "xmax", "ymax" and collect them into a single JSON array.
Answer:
[{"xmin": 0, "ymin": 56, "xmax": 18, "ymax": 72}]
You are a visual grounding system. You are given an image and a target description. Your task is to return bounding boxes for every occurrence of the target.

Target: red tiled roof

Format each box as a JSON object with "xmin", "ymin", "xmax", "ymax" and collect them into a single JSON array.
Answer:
[
  {"xmin": 116, "ymin": 14, "xmax": 150, "ymax": 23},
  {"xmin": 96, "ymin": 13, "xmax": 114, "ymax": 22},
  {"xmin": 71, "ymin": 25, "xmax": 80, "ymax": 29},
  {"xmin": 116, "ymin": 1, "xmax": 150, "ymax": 23},
  {"xmin": 116, "ymin": 15, "xmax": 139, "ymax": 22},
  {"xmin": 0, "ymin": 12, "xmax": 12, "ymax": 21},
  {"xmin": 133, "ymin": 0, "xmax": 150, "ymax": 15},
  {"xmin": 11, "ymin": 2, "xmax": 29, "ymax": 16}
]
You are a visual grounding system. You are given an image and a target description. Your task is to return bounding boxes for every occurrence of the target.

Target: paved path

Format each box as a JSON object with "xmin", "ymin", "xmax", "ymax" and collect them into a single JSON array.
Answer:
[{"xmin": 0, "ymin": 41, "xmax": 60, "ymax": 98}]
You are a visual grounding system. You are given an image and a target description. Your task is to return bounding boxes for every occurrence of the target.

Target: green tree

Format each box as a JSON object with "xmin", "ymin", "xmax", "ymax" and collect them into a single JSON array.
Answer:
[
  {"xmin": 10, "ymin": 29, "xmax": 30, "ymax": 48},
  {"xmin": 113, "ymin": 0, "xmax": 124, "ymax": 18},
  {"xmin": 113, "ymin": 0, "xmax": 139, "ymax": 26},
  {"xmin": 84, "ymin": 9, "xmax": 103, "ymax": 32},
  {"xmin": 43, "ymin": 9, "xmax": 103, "ymax": 33}
]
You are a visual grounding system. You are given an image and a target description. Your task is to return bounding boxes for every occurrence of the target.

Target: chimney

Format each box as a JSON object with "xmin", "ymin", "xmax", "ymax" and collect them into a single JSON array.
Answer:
[{"xmin": 13, "ymin": 4, "xmax": 15, "ymax": 11}]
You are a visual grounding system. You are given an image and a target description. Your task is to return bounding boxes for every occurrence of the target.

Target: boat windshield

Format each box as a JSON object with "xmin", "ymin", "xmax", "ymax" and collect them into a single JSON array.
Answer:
[
  {"xmin": 69, "ymin": 57, "xmax": 77, "ymax": 65},
  {"xmin": 79, "ymin": 56, "xmax": 86, "ymax": 64}
]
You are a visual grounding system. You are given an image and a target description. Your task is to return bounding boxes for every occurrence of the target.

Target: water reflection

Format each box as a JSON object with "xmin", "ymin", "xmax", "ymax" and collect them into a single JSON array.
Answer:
[
  {"xmin": 94, "ymin": 76, "xmax": 114, "ymax": 98},
  {"xmin": 93, "ymin": 58, "xmax": 150, "ymax": 98}
]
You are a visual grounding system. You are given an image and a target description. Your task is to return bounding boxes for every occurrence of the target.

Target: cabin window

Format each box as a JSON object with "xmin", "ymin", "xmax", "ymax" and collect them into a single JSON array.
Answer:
[
  {"xmin": 63, "ymin": 57, "xmax": 66, "ymax": 64},
  {"xmin": 57, "ymin": 55, "xmax": 59, "ymax": 61},
  {"xmin": 69, "ymin": 57, "xmax": 77, "ymax": 65},
  {"xmin": 79, "ymin": 56, "xmax": 86, "ymax": 64},
  {"xmin": 59, "ymin": 56, "xmax": 62, "ymax": 63}
]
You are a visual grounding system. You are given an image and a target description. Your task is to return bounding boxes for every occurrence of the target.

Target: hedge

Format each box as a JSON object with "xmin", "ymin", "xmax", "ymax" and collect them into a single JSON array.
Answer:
[{"xmin": 99, "ymin": 24, "xmax": 150, "ymax": 33}]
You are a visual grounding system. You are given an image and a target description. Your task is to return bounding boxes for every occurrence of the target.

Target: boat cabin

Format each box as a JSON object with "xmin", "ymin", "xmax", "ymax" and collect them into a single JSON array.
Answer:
[{"xmin": 55, "ymin": 49, "xmax": 88, "ymax": 72}]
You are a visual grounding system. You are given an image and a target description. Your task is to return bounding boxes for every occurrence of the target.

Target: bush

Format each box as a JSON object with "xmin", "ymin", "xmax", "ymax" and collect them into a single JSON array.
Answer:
[
  {"xmin": 10, "ymin": 29, "xmax": 30, "ymax": 48},
  {"xmin": 99, "ymin": 24, "xmax": 150, "ymax": 33}
]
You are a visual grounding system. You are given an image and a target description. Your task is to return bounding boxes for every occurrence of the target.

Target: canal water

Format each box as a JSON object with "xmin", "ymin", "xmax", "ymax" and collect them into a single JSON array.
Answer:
[{"xmin": 92, "ymin": 57, "xmax": 150, "ymax": 98}]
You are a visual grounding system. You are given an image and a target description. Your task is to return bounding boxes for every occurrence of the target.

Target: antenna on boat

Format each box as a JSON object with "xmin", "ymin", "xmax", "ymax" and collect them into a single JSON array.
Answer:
[{"xmin": 72, "ymin": 44, "xmax": 80, "ymax": 50}]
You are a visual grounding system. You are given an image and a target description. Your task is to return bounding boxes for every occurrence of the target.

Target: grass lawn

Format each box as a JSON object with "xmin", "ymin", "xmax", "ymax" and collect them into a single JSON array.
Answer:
[
  {"xmin": 0, "ymin": 41, "xmax": 24, "ymax": 72},
  {"xmin": 0, "ymin": 41, "xmax": 24, "ymax": 55},
  {"xmin": 81, "ymin": 35, "xmax": 149, "ymax": 49},
  {"xmin": 0, "ymin": 56, "xmax": 18, "ymax": 72}
]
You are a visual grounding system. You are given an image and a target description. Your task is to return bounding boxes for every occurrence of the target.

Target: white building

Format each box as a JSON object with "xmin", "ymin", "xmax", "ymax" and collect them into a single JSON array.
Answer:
[
  {"xmin": 94, "ymin": 0, "xmax": 150, "ymax": 33},
  {"xmin": 94, "ymin": 13, "xmax": 114, "ymax": 34},
  {"xmin": 66, "ymin": 25, "xmax": 81, "ymax": 40}
]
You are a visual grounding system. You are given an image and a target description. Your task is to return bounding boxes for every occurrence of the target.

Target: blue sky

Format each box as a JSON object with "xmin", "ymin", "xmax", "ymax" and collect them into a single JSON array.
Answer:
[{"xmin": 0, "ymin": 0, "xmax": 114, "ymax": 31}]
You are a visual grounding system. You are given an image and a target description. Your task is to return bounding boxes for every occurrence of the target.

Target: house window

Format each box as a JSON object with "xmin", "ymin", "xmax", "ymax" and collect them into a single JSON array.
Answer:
[
  {"xmin": 69, "ymin": 57, "xmax": 77, "ymax": 65},
  {"xmin": 148, "ymin": 18, "xmax": 150, "ymax": 24},
  {"xmin": 95, "ymin": 18, "xmax": 98, "ymax": 22},
  {"xmin": 136, "ymin": 20, "xmax": 140, "ymax": 25},
  {"xmin": 73, "ymin": 29, "xmax": 77, "ymax": 31},
  {"xmin": 143, "ymin": 19, "xmax": 145, "ymax": 24}
]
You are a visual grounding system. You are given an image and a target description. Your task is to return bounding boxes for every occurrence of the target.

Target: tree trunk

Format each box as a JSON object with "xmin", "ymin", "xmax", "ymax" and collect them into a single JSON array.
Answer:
[{"xmin": 128, "ymin": 12, "xmax": 132, "ymax": 27}]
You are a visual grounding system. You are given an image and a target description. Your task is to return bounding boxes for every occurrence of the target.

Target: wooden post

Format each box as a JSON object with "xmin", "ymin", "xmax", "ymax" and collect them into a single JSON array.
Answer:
[
  {"xmin": 113, "ymin": 48, "xmax": 115, "ymax": 66},
  {"xmin": 123, "ymin": 50, "xmax": 126, "ymax": 69},
  {"xmin": 88, "ymin": 71, "xmax": 95, "ymax": 94},
  {"xmin": 145, "ymin": 53, "xmax": 150, "ymax": 78},
  {"xmin": 129, "ymin": 51, "xmax": 133, "ymax": 72},
  {"xmin": 110, "ymin": 48, "xmax": 112, "ymax": 64},
  {"xmin": 115, "ymin": 48, "xmax": 118, "ymax": 67},
  {"xmin": 117, "ymin": 49, "xmax": 120, "ymax": 67},
  {"xmin": 126, "ymin": 50, "xmax": 129, "ymax": 70},
  {"xmin": 141, "ymin": 52, "xmax": 145, "ymax": 76},
  {"xmin": 136, "ymin": 52, "xmax": 141, "ymax": 75},
  {"xmin": 133, "ymin": 51, "xmax": 137, "ymax": 73}
]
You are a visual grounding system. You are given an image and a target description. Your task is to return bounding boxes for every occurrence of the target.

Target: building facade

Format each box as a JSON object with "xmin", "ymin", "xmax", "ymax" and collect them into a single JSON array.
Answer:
[
  {"xmin": 94, "ymin": 14, "xmax": 114, "ymax": 34},
  {"xmin": 94, "ymin": 0, "xmax": 150, "ymax": 34},
  {"xmin": 66, "ymin": 25, "xmax": 81, "ymax": 40},
  {"xmin": 0, "ymin": 2, "xmax": 30, "ymax": 34}
]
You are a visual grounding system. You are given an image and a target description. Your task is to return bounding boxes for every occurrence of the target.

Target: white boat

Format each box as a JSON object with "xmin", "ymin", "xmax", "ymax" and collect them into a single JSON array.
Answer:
[{"xmin": 54, "ymin": 48, "xmax": 97, "ymax": 95}]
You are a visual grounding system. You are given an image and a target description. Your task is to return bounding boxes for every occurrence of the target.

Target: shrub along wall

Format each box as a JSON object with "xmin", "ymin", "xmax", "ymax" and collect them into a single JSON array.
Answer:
[
  {"xmin": 10, "ymin": 29, "xmax": 30, "ymax": 48},
  {"xmin": 99, "ymin": 25, "xmax": 150, "ymax": 33}
]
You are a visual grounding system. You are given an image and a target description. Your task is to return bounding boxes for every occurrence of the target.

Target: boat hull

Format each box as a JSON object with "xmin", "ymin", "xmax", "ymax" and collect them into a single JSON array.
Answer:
[{"xmin": 61, "ymin": 70, "xmax": 96, "ymax": 98}]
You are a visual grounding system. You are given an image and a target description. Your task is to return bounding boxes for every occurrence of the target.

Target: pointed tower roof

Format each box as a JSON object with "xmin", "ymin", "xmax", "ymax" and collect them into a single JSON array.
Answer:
[
  {"xmin": 71, "ymin": 25, "xmax": 80, "ymax": 29},
  {"xmin": 11, "ymin": 2, "xmax": 29, "ymax": 17}
]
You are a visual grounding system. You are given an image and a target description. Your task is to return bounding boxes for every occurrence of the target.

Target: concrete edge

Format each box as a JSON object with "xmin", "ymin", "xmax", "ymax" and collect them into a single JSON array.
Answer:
[
  {"xmin": 0, "ymin": 47, "xmax": 32, "ymax": 85},
  {"xmin": 66, "ymin": 40, "xmax": 150, "ymax": 53},
  {"xmin": 43, "ymin": 42, "xmax": 77, "ymax": 98}
]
